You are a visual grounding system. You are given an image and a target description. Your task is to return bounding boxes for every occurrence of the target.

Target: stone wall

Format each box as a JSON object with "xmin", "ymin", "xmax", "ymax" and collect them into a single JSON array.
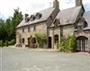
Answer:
[
  {"xmin": 36, "ymin": 22, "xmax": 47, "ymax": 34},
  {"xmin": 49, "ymin": 27, "xmax": 60, "ymax": 49},
  {"xmin": 63, "ymin": 25, "xmax": 74, "ymax": 38},
  {"xmin": 16, "ymin": 22, "xmax": 47, "ymax": 46}
]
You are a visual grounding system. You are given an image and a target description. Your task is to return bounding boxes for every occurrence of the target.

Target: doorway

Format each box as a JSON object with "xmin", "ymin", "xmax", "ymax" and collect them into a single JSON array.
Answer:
[
  {"xmin": 76, "ymin": 36, "xmax": 88, "ymax": 52},
  {"xmin": 48, "ymin": 37, "xmax": 52, "ymax": 48}
]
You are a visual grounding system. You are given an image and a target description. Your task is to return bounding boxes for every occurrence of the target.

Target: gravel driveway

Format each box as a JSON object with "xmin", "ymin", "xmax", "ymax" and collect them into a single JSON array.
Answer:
[{"xmin": 0, "ymin": 47, "xmax": 90, "ymax": 71}]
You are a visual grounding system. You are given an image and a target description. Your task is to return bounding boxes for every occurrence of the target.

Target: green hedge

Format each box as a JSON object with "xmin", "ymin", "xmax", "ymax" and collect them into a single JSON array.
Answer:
[
  {"xmin": 0, "ymin": 39, "xmax": 16, "ymax": 47},
  {"xmin": 8, "ymin": 39, "xmax": 16, "ymax": 45},
  {"xmin": 0, "ymin": 40, "xmax": 3, "ymax": 47}
]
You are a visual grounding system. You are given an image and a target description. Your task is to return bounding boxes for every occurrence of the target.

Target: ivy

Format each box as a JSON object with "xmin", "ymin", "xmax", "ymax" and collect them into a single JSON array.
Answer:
[{"xmin": 35, "ymin": 32, "xmax": 47, "ymax": 48}]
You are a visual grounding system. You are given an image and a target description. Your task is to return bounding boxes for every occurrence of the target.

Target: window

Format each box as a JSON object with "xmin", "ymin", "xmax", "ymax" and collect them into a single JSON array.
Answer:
[
  {"xmin": 78, "ymin": 26, "xmax": 83, "ymax": 30},
  {"xmin": 28, "ymin": 26, "xmax": 30, "ymax": 32},
  {"xmin": 25, "ymin": 17, "xmax": 30, "ymax": 22},
  {"xmin": 54, "ymin": 35, "xmax": 59, "ymax": 43},
  {"xmin": 22, "ymin": 28, "xmax": 24, "ymax": 32},
  {"xmin": 83, "ymin": 21, "xmax": 88, "ymax": 28},
  {"xmin": 25, "ymin": 14, "xmax": 29, "ymax": 22},
  {"xmin": 34, "ymin": 25, "xmax": 36, "ymax": 31},
  {"xmin": 31, "ymin": 25, "xmax": 36, "ymax": 32},
  {"xmin": 36, "ymin": 13, "xmax": 42, "ymax": 19},
  {"xmin": 76, "ymin": 21, "xmax": 83, "ymax": 31},
  {"xmin": 30, "ymin": 15, "xmax": 35, "ymax": 21},
  {"xmin": 54, "ymin": 19, "xmax": 60, "ymax": 27}
]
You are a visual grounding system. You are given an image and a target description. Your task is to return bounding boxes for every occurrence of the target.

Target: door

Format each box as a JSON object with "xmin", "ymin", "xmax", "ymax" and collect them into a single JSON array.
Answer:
[
  {"xmin": 28, "ymin": 38, "xmax": 30, "ymax": 47},
  {"xmin": 76, "ymin": 36, "xmax": 88, "ymax": 52},
  {"xmin": 48, "ymin": 37, "xmax": 52, "ymax": 48}
]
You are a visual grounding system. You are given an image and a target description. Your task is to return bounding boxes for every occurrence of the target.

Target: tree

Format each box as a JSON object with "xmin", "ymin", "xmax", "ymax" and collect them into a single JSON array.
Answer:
[
  {"xmin": 0, "ymin": 19, "xmax": 6, "ymax": 41},
  {"xmin": 0, "ymin": 8, "xmax": 23, "ymax": 46},
  {"xmin": 10, "ymin": 8, "xmax": 23, "ymax": 40}
]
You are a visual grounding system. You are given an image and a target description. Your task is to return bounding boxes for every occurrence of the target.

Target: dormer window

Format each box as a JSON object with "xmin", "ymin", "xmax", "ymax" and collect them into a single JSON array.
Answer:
[
  {"xmin": 25, "ymin": 17, "xmax": 30, "ymax": 22},
  {"xmin": 76, "ymin": 22, "xmax": 83, "ymax": 31},
  {"xmin": 30, "ymin": 15, "xmax": 35, "ymax": 21},
  {"xmin": 25, "ymin": 14, "xmax": 30, "ymax": 22},
  {"xmin": 75, "ymin": 17, "xmax": 88, "ymax": 31},
  {"xmin": 83, "ymin": 21, "xmax": 88, "ymax": 28},
  {"xmin": 54, "ymin": 19, "xmax": 60, "ymax": 27},
  {"xmin": 36, "ymin": 13, "xmax": 42, "ymax": 19}
]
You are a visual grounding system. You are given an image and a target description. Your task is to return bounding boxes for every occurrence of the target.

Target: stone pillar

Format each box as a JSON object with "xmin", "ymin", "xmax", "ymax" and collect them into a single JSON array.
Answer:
[
  {"xmin": 52, "ymin": 28, "xmax": 54, "ymax": 49},
  {"xmin": 24, "ymin": 37, "xmax": 28, "ymax": 47},
  {"xmin": 53, "ymin": 0, "xmax": 59, "ymax": 9}
]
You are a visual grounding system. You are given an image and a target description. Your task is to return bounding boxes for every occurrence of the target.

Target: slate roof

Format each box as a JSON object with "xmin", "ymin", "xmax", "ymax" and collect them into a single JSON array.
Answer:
[
  {"xmin": 83, "ymin": 11, "xmax": 90, "ymax": 30},
  {"xmin": 17, "ymin": 7, "xmax": 55, "ymax": 28},
  {"xmin": 56, "ymin": 6, "xmax": 82, "ymax": 25}
]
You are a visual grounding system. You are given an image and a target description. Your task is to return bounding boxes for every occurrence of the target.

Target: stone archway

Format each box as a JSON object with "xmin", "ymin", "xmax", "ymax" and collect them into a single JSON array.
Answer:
[
  {"xmin": 76, "ymin": 36, "xmax": 88, "ymax": 52},
  {"xmin": 28, "ymin": 36, "xmax": 37, "ymax": 48}
]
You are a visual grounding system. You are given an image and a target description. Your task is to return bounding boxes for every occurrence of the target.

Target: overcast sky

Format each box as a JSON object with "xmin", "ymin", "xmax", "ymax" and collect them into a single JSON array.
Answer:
[{"xmin": 0, "ymin": 0, "xmax": 90, "ymax": 19}]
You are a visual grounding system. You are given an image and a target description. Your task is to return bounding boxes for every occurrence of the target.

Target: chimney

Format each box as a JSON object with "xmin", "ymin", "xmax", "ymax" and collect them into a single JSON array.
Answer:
[
  {"xmin": 25, "ymin": 14, "xmax": 29, "ymax": 22},
  {"xmin": 76, "ymin": 0, "xmax": 82, "ymax": 6},
  {"xmin": 53, "ymin": 0, "xmax": 59, "ymax": 9}
]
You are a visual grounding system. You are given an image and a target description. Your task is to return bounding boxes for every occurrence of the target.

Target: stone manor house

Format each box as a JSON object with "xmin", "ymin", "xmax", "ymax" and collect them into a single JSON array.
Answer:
[{"xmin": 16, "ymin": 0, "xmax": 90, "ymax": 52}]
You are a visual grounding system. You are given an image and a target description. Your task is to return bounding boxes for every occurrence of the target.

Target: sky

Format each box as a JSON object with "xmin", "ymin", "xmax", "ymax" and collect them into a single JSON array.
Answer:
[{"xmin": 0, "ymin": 0, "xmax": 90, "ymax": 19}]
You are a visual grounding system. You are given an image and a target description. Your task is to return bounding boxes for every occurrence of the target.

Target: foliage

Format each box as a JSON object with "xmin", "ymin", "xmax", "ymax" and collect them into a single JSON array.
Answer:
[
  {"xmin": 0, "ymin": 8, "xmax": 23, "ymax": 46},
  {"xmin": 8, "ymin": 39, "xmax": 16, "ymax": 45},
  {"xmin": 0, "ymin": 40, "xmax": 3, "ymax": 47},
  {"xmin": 34, "ymin": 32, "xmax": 47, "ymax": 48},
  {"xmin": 59, "ymin": 35, "xmax": 77, "ymax": 52}
]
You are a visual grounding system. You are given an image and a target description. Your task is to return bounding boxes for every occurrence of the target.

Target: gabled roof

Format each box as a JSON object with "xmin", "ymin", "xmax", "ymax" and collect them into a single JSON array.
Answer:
[
  {"xmin": 17, "ymin": 7, "xmax": 55, "ymax": 28},
  {"xmin": 83, "ymin": 11, "xmax": 90, "ymax": 30},
  {"xmin": 56, "ymin": 6, "xmax": 82, "ymax": 25}
]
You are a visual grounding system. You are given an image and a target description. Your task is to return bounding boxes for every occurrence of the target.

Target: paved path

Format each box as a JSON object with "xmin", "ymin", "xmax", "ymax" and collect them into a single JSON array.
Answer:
[{"xmin": 0, "ymin": 47, "xmax": 90, "ymax": 71}]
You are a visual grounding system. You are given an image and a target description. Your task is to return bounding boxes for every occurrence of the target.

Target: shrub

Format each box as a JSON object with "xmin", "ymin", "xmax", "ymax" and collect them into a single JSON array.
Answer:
[
  {"xmin": 4, "ymin": 40, "xmax": 8, "ymax": 47},
  {"xmin": 8, "ymin": 39, "xmax": 16, "ymax": 45},
  {"xmin": 67, "ymin": 36, "xmax": 77, "ymax": 52},
  {"xmin": 59, "ymin": 35, "xmax": 77, "ymax": 52},
  {"xmin": 0, "ymin": 39, "xmax": 16, "ymax": 47},
  {"xmin": 0, "ymin": 40, "xmax": 3, "ymax": 47}
]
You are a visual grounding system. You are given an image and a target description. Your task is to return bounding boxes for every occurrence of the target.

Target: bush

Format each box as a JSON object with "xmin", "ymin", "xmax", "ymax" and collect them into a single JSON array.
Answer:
[
  {"xmin": 0, "ymin": 40, "xmax": 3, "ymax": 47},
  {"xmin": 59, "ymin": 35, "xmax": 77, "ymax": 52},
  {"xmin": 34, "ymin": 32, "xmax": 47, "ymax": 48},
  {"xmin": 2, "ymin": 40, "xmax": 9, "ymax": 47},
  {"xmin": 8, "ymin": 39, "xmax": 16, "ymax": 45},
  {"xmin": 0, "ymin": 39, "xmax": 16, "ymax": 47}
]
